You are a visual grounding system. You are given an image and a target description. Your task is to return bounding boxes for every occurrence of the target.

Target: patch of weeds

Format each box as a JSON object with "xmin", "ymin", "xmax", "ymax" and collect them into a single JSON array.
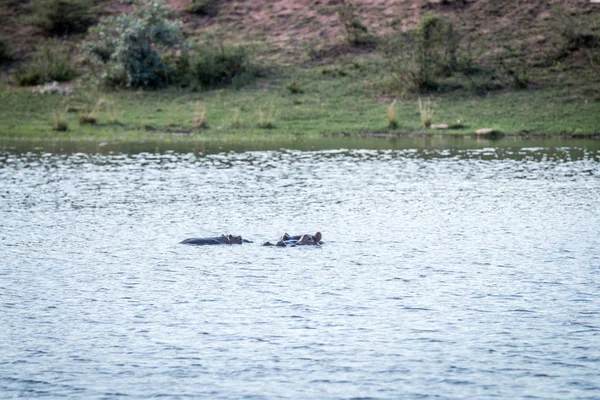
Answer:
[
  {"xmin": 387, "ymin": 100, "xmax": 399, "ymax": 129},
  {"xmin": 449, "ymin": 119, "xmax": 464, "ymax": 129},
  {"xmin": 0, "ymin": 39, "xmax": 12, "ymax": 65},
  {"xmin": 418, "ymin": 97, "xmax": 437, "ymax": 128},
  {"xmin": 380, "ymin": 14, "xmax": 459, "ymax": 95},
  {"xmin": 181, "ymin": 36, "xmax": 260, "ymax": 89},
  {"xmin": 336, "ymin": 0, "xmax": 371, "ymax": 46},
  {"xmin": 231, "ymin": 108, "xmax": 241, "ymax": 129},
  {"xmin": 551, "ymin": 6, "xmax": 599, "ymax": 58},
  {"xmin": 320, "ymin": 66, "xmax": 348, "ymax": 77},
  {"xmin": 192, "ymin": 103, "xmax": 208, "ymax": 130},
  {"xmin": 257, "ymin": 105, "xmax": 276, "ymax": 129},
  {"xmin": 53, "ymin": 105, "xmax": 69, "ymax": 131},
  {"xmin": 285, "ymin": 80, "xmax": 304, "ymax": 94},
  {"xmin": 186, "ymin": 0, "xmax": 220, "ymax": 17},
  {"xmin": 66, "ymin": 105, "xmax": 81, "ymax": 113},
  {"xmin": 13, "ymin": 43, "xmax": 78, "ymax": 86},
  {"xmin": 498, "ymin": 44, "xmax": 530, "ymax": 89},
  {"xmin": 78, "ymin": 97, "xmax": 106, "ymax": 125},
  {"xmin": 27, "ymin": 0, "xmax": 96, "ymax": 35},
  {"xmin": 78, "ymin": 108, "xmax": 97, "ymax": 125},
  {"xmin": 105, "ymin": 98, "xmax": 120, "ymax": 124}
]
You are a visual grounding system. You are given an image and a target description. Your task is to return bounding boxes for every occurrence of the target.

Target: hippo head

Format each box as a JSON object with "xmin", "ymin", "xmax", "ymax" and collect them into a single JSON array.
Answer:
[
  {"xmin": 279, "ymin": 232, "xmax": 291, "ymax": 241},
  {"xmin": 227, "ymin": 235, "xmax": 243, "ymax": 245}
]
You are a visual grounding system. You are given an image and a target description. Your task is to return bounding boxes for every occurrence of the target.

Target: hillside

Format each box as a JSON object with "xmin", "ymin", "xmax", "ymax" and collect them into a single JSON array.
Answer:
[
  {"xmin": 1, "ymin": 0, "xmax": 598, "ymax": 66},
  {"xmin": 1, "ymin": 0, "xmax": 599, "ymax": 139}
]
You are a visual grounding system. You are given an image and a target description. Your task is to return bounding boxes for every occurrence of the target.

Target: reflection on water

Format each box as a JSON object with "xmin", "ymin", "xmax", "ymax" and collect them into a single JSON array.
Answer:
[
  {"xmin": 2, "ymin": 136, "xmax": 600, "ymax": 158},
  {"xmin": 1, "ymin": 139, "xmax": 599, "ymax": 399}
]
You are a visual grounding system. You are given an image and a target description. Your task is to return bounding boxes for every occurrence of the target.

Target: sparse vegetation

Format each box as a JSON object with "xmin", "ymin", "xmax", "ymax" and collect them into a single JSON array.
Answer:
[
  {"xmin": 13, "ymin": 44, "xmax": 77, "ymax": 86},
  {"xmin": 184, "ymin": 38, "xmax": 259, "ymax": 89},
  {"xmin": 0, "ymin": 39, "xmax": 11, "ymax": 65},
  {"xmin": 381, "ymin": 14, "xmax": 460, "ymax": 95},
  {"xmin": 257, "ymin": 105, "xmax": 276, "ymax": 129},
  {"xmin": 336, "ymin": 0, "xmax": 370, "ymax": 46},
  {"xmin": 551, "ymin": 5, "xmax": 600, "ymax": 59},
  {"xmin": 231, "ymin": 108, "xmax": 241, "ymax": 129},
  {"xmin": 78, "ymin": 105, "xmax": 98, "ymax": 125},
  {"xmin": 286, "ymin": 80, "xmax": 304, "ymax": 94},
  {"xmin": 192, "ymin": 103, "xmax": 208, "ymax": 130},
  {"xmin": 498, "ymin": 43, "xmax": 530, "ymax": 89},
  {"xmin": 27, "ymin": 0, "xmax": 96, "ymax": 35},
  {"xmin": 186, "ymin": 0, "xmax": 220, "ymax": 17},
  {"xmin": 105, "ymin": 98, "xmax": 120, "ymax": 125}
]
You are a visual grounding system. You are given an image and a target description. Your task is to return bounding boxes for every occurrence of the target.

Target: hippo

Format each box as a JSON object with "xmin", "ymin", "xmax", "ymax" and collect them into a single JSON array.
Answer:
[
  {"xmin": 263, "ymin": 232, "xmax": 323, "ymax": 247},
  {"xmin": 180, "ymin": 234, "xmax": 252, "ymax": 245}
]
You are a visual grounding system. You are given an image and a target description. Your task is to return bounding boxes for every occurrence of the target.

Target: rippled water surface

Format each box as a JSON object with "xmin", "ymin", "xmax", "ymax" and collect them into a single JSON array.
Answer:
[{"xmin": 1, "ymin": 139, "xmax": 600, "ymax": 399}]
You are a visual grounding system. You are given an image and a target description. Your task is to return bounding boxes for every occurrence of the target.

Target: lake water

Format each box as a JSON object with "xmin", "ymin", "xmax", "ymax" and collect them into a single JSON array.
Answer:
[{"xmin": 1, "ymin": 138, "xmax": 600, "ymax": 399}]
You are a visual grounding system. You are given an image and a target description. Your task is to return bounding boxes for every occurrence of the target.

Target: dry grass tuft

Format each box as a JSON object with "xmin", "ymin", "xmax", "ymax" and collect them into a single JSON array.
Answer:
[
  {"xmin": 418, "ymin": 97, "xmax": 437, "ymax": 128},
  {"xmin": 387, "ymin": 100, "xmax": 398, "ymax": 129},
  {"xmin": 231, "ymin": 108, "xmax": 241, "ymax": 129},
  {"xmin": 192, "ymin": 103, "xmax": 208, "ymax": 130},
  {"xmin": 257, "ymin": 105, "xmax": 276, "ymax": 129},
  {"xmin": 52, "ymin": 106, "xmax": 68, "ymax": 131}
]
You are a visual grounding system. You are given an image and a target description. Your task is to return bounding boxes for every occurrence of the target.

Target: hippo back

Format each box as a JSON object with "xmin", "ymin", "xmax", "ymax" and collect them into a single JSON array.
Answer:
[{"xmin": 180, "ymin": 237, "xmax": 224, "ymax": 245}]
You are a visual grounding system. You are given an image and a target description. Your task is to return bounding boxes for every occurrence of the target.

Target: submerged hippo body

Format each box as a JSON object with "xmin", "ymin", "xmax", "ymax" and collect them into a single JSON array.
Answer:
[
  {"xmin": 180, "ymin": 234, "xmax": 251, "ymax": 245},
  {"xmin": 263, "ymin": 232, "xmax": 323, "ymax": 247}
]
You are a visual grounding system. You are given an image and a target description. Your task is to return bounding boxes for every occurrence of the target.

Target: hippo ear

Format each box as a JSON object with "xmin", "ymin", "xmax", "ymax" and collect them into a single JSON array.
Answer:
[
  {"xmin": 315, "ymin": 232, "xmax": 322, "ymax": 242},
  {"xmin": 226, "ymin": 234, "xmax": 233, "ymax": 244}
]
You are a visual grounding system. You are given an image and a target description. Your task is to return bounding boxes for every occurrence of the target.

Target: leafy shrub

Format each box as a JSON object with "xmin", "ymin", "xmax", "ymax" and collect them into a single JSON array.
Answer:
[
  {"xmin": 418, "ymin": 15, "xmax": 458, "ymax": 77},
  {"xmin": 337, "ymin": 0, "xmax": 370, "ymax": 46},
  {"xmin": 380, "ymin": 14, "xmax": 459, "ymax": 94},
  {"xmin": 82, "ymin": 0, "xmax": 182, "ymax": 88},
  {"xmin": 498, "ymin": 44, "xmax": 530, "ymax": 89},
  {"xmin": 0, "ymin": 39, "xmax": 11, "ymax": 65},
  {"xmin": 28, "ymin": 0, "xmax": 96, "ymax": 35},
  {"xmin": 175, "ymin": 39, "xmax": 258, "ymax": 89},
  {"xmin": 186, "ymin": 0, "xmax": 220, "ymax": 17},
  {"xmin": 13, "ymin": 44, "xmax": 78, "ymax": 86},
  {"xmin": 285, "ymin": 80, "xmax": 303, "ymax": 94}
]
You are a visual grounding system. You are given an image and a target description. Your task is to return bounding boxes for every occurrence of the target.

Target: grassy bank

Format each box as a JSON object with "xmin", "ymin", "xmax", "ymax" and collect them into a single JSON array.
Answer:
[
  {"xmin": 1, "ymin": 1, "xmax": 598, "ymax": 142},
  {"xmin": 1, "ymin": 65, "xmax": 599, "ymax": 141}
]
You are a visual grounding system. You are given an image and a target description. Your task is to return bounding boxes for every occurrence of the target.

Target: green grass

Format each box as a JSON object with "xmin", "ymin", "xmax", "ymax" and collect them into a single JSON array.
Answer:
[{"xmin": 1, "ymin": 64, "xmax": 599, "ymax": 141}]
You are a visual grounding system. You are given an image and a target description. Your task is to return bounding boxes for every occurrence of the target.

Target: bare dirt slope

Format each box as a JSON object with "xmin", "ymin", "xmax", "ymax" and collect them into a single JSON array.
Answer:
[{"xmin": 176, "ymin": 0, "xmax": 599, "ymax": 64}]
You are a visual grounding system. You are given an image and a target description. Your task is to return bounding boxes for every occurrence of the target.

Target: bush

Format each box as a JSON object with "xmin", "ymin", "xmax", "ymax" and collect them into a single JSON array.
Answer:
[
  {"xmin": 28, "ymin": 0, "xmax": 96, "ymax": 35},
  {"xmin": 337, "ymin": 0, "xmax": 370, "ymax": 46},
  {"xmin": 186, "ymin": 0, "xmax": 220, "ymax": 17},
  {"xmin": 172, "ymin": 39, "xmax": 258, "ymax": 89},
  {"xmin": 13, "ymin": 44, "xmax": 78, "ymax": 86},
  {"xmin": 0, "ymin": 39, "xmax": 11, "ymax": 65},
  {"xmin": 285, "ymin": 80, "xmax": 304, "ymax": 94},
  {"xmin": 498, "ymin": 44, "xmax": 530, "ymax": 89},
  {"xmin": 82, "ymin": 0, "xmax": 182, "ymax": 88},
  {"xmin": 380, "ymin": 14, "xmax": 459, "ymax": 95}
]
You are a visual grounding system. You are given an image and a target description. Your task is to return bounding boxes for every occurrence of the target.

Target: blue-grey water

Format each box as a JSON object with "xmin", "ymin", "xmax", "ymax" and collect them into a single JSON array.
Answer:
[{"xmin": 1, "ymin": 139, "xmax": 600, "ymax": 399}]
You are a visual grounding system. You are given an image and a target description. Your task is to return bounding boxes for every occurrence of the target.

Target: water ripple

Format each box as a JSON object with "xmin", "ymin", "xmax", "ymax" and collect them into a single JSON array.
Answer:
[{"xmin": 1, "ymin": 146, "xmax": 599, "ymax": 399}]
